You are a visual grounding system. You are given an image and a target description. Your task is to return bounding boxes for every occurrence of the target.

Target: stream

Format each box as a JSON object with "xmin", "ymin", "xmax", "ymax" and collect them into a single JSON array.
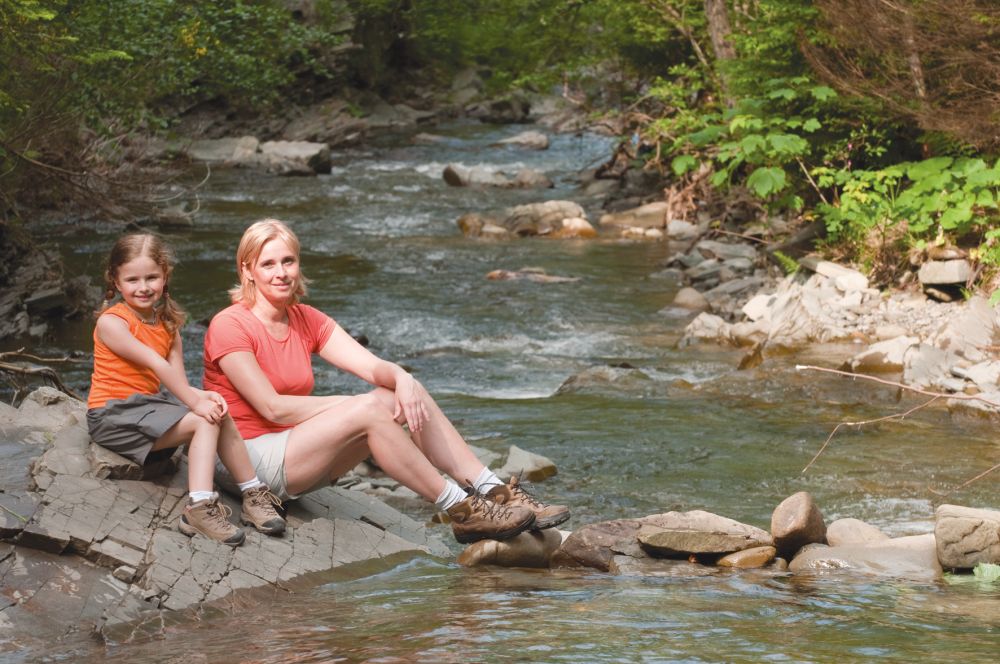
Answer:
[{"xmin": 9, "ymin": 120, "xmax": 1000, "ymax": 662}]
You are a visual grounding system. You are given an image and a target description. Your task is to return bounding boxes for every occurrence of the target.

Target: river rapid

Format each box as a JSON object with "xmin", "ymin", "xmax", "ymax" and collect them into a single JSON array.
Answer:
[{"xmin": 15, "ymin": 121, "xmax": 1000, "ymax": 662}]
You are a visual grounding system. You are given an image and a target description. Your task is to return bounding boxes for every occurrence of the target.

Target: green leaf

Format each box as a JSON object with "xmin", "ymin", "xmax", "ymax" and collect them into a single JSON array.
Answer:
[
  {"xmin": 940, "ymin": 204, "xmax": 973, "ymax": 229},
  {"xmin": 810, "ymin": 86, "xmax": 837, "ymax": 101},
  {"xmin": 739, "ymin": 134, "xmax": 767, "ymax": 154},
  {"xmin": 671, "ymin": 155, "xmax": 697, "ymax": 176},
  {"xmin": 991, "ymin": 290, "xmax": 1000, "ymax": 307},
  {"xmin": 977, "ymin": 190, "xmax": 996, "ymax": 207},
  {"xmin": 687, "ymin": 125, "xmax": 726, "ymax": 147},
  {"xmin": 766, "ymin": 88, "xmax": 796, "ymax": 101},
  {"xmin": 966, "ymin": 168, "xmax": 1000, "ymax": 187},
  {"xmin": 746, "ymin": 167, "xmax": 787, "ymax": 198},
  {"xmin": 767, "ymin": 133, "xmax": 809, "ymax": 157},
  {"xmin": 907, "ymin": 157, "xmax": 954, "ymax": 180},
  {"xmin": 710, "ymin": 170, "xmax": 729, "ymax": 187},
  {"xmin": 802, "ymin": 118, "xmax": 821, "ymax": 133}
]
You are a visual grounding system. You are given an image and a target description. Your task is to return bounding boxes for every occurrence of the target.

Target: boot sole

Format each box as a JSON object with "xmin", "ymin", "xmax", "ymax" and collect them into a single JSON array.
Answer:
[
  {"xmin": 453, "ymin": 514, "xmax": 536, "ymax": 544},
  {"xmin": 241, "ymin": 517, "xmax": 287, "ymax": 536},
  {"xmin": 530, "ymin": 510, "xmax": 571, "ymax": 530},
  {"xmin": 179, "ymin": 517, "xmax": 245, "ymax": 547}
]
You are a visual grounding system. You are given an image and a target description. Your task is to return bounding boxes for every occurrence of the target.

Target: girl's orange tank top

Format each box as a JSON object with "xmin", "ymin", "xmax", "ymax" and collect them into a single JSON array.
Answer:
[{"xmin": 87, "ymin": 302, "xmax": 174, "ymax": 409}]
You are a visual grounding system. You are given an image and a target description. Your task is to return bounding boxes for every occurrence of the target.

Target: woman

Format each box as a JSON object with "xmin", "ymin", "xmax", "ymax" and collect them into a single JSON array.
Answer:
[{"xmin": 203, "ymin": 219, "xmax": 570, "ymax": 544}]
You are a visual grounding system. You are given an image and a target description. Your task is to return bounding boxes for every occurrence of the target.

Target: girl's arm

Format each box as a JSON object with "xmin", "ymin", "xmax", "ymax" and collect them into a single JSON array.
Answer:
[
  {"xmin": 317, "ymin": 325, "xmax": 430, "ymax": 431},
  {"xmin": 96, "ymin": 316, "xmax": 221, "ymax": 422},
  {"xmin": 217, "ymin": 350, "xmax": 346, "ymax": 425}
]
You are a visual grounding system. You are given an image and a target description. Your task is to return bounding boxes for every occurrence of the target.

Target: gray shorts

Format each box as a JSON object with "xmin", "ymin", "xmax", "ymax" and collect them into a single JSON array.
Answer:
[{"xmin": 87, "ymin": 390, "xmax": 189, "ymax": 466}]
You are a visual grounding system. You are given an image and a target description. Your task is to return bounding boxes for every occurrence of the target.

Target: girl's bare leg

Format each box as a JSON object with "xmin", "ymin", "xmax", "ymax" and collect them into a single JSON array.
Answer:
[
  {"xmin": 151, "ymin": 413, "xmax": 220, "ymax": 493},
  {"xmin": 369, "ymin": 387, "xmax": 485, "ymax": 484},
  {"xmin": 214, "ymin": 415, "xmax": 257, "ymax": 485},
  {"xmin": 284, "ymin": 393, "xmax": 446, "ymax": 501}
]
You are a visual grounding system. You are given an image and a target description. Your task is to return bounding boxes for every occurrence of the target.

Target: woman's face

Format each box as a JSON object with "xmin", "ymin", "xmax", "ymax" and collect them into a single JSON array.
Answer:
[{"xmin": 246, "ymin": 237, "xmax": 300, "ymax": 306}]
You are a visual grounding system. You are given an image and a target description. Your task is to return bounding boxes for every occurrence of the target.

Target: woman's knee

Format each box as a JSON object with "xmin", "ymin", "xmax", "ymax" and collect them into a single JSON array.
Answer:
[{"xmin": 344, "ymin": 392, "xmax": 397, "ymax": 427}]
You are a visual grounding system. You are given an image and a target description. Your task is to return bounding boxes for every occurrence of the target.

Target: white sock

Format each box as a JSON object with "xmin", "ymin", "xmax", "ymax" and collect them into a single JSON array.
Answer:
[
  {"xmin": 238, "ymin": 476, "xmax": 265, "ymax": 492},
  {"xmin": 434, "ymin": 480, "xmax": 468, "ymax": 511},
  {"xmin": 472, "ymin": 467, "xmax": 503, "ymax": 493},
  {"xmin": 189, "ymin": 490, "xmax": 216, "ymax": 503}
]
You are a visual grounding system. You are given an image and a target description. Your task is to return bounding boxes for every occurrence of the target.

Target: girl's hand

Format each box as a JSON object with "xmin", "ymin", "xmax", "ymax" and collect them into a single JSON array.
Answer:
[
  {"xmin": 204, "ymin": 390, "xmax": 229, "ymax": 417},
  {"xmin": 393, "ymin": 374, "xmax": 430, "ymax": 433},
  {"xmin": 193, "ymin": 397, "xmax": 223, "ymax": 424}
]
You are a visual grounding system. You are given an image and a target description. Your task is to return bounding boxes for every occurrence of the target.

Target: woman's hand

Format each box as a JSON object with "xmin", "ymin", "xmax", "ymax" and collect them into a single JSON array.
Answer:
[
  {"xmin": 192, "ymin": 396, "xmax": 224, "ymax": 424},
  {"xmin": 393, "ymin": 373, "xmax": 430, "ymax": 433}
]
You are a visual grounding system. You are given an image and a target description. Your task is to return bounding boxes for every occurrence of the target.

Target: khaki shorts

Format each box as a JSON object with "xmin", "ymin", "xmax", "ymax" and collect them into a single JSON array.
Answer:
[{"xmin": 214, "ymin": 428, "xmax": 333, "ymax": 501}]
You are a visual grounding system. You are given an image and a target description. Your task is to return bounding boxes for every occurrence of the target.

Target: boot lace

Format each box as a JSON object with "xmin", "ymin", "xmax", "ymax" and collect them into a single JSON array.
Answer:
[
  {"xmin": 204, "ymin": 501, "xmax": 235, "ymax": 529},
  {"xmin": 247, "ymin": 486, "xmax": 283, "ymax": 512},
  {"xmin": 510, "ymin": 476, "xmax": 544, "ymax": 509},
  {"xmin": 468, "ymin": 488, "xmax": 515, "ymax": 521}
]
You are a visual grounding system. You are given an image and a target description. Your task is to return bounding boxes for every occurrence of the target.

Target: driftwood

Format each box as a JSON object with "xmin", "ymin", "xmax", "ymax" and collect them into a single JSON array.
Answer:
[{"xmin": 0, "ymin": 349, "xmax": 86, "ymax": 402}]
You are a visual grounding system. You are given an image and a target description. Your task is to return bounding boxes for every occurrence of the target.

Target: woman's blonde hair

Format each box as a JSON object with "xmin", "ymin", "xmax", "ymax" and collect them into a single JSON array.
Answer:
[
  {"xmin": 229, "ymin": 218, "xmax": 309, "ymax": 306},
  {"xmin": 98, "ymin": 233, "xmax": 186, "ymax": 336}
]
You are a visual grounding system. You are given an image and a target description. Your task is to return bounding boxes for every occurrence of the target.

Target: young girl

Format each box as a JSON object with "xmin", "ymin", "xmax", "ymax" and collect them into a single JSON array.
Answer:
[{"xmin": 86, "ymin": 234, "xmax": 285, "ymax": 546}]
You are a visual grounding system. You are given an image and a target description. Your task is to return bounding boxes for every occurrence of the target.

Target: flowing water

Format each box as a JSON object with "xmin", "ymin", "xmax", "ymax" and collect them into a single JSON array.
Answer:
[{"xmin": 7, "ymin": 121, "xmax": 1000, "ymax": 662}]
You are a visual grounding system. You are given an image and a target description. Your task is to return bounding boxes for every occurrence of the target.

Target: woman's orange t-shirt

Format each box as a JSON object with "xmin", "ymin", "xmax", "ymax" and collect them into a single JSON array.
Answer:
[{"xmin": 87, "ymin": 302, "xmax": 174, "ymax": 409}]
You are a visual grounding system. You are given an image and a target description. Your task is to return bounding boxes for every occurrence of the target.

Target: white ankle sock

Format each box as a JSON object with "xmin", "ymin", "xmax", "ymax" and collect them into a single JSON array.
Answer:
[
  {"xmin": 189, "ymin": 490, "xmax": 216, "ymax": 503},
  {"xmin": 472, "ymin": 467, "xmax": 503, "ymax": 493},
  {"xmin": 434, "ymin": 480, "xmax": 467, "ymax": 511},
  {"xmin": 238, "ymin": 476, "xmax": 265, "ymax": 492}
]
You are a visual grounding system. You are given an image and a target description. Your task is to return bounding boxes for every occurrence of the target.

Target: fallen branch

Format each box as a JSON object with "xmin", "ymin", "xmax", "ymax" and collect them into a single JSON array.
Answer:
[
  {"xmin": 800, "ymin": 395, "xmax": 940, "ymax": 474},
  {"xmin": 0, "ymin": 348, "xmax": 88, "ymax": 366},
  {"xmin": 929, "ymin": 461, "xmax": 1000, "ymax": 497},
  {"xmin": 795, "ymin": 364, "xmax": 1000, "ymax": 408},
  {"xmin": 0, "ymin": 360, "xmax": 82, "ymax": 400},
  {"xmin": 795, "ymin": 364, "xmax": 1000, "ymax": 474}
]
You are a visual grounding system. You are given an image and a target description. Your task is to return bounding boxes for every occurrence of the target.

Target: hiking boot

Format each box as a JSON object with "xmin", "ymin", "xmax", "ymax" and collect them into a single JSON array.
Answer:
[
  {"xmin": 179, "ymin": 496, "xmax": 245, "ymax": 547},
  {"xmin": 241, "ymin": 485, "xmax": 286, "ymax": 535},
  {"xmin": 446, "ymin": 486, "xmax": 535, "ymax": 544},
  {"xmin": 486, "ymin": 475, "xmax": 570, "ymax": 530}
]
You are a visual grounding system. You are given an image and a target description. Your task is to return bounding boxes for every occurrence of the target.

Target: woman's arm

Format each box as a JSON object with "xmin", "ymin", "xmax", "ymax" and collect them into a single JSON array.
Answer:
[
  {"xmin": 217, "ymin": 350, "xmax": 344, "ymax": 425},
  {"xmin": 317, "ymin": 325, "xmax": 430, "ymax": 431},
  {"xmin": 97, "ymin": 316, "xmax": 221, "ymax": 422}
]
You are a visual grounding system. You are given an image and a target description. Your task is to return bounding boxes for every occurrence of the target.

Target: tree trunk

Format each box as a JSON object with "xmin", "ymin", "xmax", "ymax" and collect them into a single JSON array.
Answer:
[{"xmin": 704, "ymin": 0, "xmax": 736, "ymax": 105}]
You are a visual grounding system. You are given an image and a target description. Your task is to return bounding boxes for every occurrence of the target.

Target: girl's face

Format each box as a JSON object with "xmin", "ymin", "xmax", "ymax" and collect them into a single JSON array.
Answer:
[
  {"xmin": 246, "ymin": 238, "xmax": 300, "ymax": 306},
  {"xmin": 114, "ymin": 255, "xmax": 165, "ymax": 316}
]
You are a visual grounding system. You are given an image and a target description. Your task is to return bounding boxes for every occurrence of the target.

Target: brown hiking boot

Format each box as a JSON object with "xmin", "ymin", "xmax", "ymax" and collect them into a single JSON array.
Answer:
[
  {"xmin": 241, "ymin": 485, "xmax": 286, "ymax": 535},
  {"xmin": 446, "ymin": 486, "xmax": 535, "ymax": 544},
  {"xmin": 179, "ymin": 496, "xmax": 245, "ymax": 547},
  {"xmin": 487, "ymin": 476, "xmax": 570, "ymax": 530}
]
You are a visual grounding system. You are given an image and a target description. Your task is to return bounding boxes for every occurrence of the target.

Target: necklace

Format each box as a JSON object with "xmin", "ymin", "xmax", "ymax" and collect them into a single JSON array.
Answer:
[{"xmin": 125, "ymin": 303, "xmax": 158, "ymax": 325}]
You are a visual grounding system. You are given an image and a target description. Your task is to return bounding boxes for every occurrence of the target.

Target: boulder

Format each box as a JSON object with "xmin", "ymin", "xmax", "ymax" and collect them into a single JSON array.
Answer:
[
  {"xmin": 496, "ymin": 130, "xmax": 550, "ymax": 150},
  {"xmin": 512, "ymin": 169, "xmax": 554, "ymax": 189},
  {"xmin": 497, "ymin": 445, "xmax": 557, "ymax": 482},
  {"xmin": 503, "ymin": 200, "xmax": 586, "ymax": 237},
  {"xmin": 551, "ymin": 519, "xmax": 644, "ymax": 571},
  {"xmin": 717, "ymin": 545, "xmax": 777, "ymax": 569},
  {"xmin": 935, "ymin": 504, "xmax": 1000, "ymax": 569},
  {"xmin": 636, "ymin": 510, "xmax": 773, "ymax": 557},
  {"xmin": 257, "ymin": 140, "xmax": 332, "ymax": 175},
  {"xmin": 789, "ymin": 533, "xmax": 942, "ymax": 581},
  {"xmin": 695, "ymin": 240, "xmax": 757, "ymax": 262},
  {"xmin": 442, "ymin": 164, "xmax": 511, "ymax": 188},
  {"xmin": 919, "ymin": 259, "xmax": 972, "ymax": 285},
  {"xmin": 185, "ymin": 136, "xmax": 259, "ymax": 164},
  {"xmin": 608, "ymin": 554, "xmax": 718, "ymax": 578},
  {"xmin": 848, "ymin": 336, "xmax": 919, "ymax": 372},
  {"xmin": 666, "ymin": 219, "xmax": 700, "ymax": 241},
  {"xmin": 550, "ymin": 217, "xmax": 597, "ymax": 239},
  {"xmin": 1, "ymin": 388, "xmax": 448, "ymax": 641},
  {"xmin": 457, "ymin": 529, "xmax": 563, "ymax": 568},
  {"xmin": 826, "ymin": 518, "xmax": 890, "ymax": 547},
  {"xmin": 770, "ymin": 491, "xmax": 827, "ymax": 558},
  {"xmin": 672, "ymin": 287, "xmax": 710, "ymax": 312},
  {"xmin": 598, "ymin": 202, "xmax": 668, "ymax": 230}
]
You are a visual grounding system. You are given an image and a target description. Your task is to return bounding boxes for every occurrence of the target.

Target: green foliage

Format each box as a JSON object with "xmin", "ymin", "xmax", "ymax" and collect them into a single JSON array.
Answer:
[
  {"xmin": 772, "ymin": 250, "xmax": 799, "ymax": 275},
  {"xmin": 815, "ymin": 157, "xmax": 1000, "ymax": 268}
]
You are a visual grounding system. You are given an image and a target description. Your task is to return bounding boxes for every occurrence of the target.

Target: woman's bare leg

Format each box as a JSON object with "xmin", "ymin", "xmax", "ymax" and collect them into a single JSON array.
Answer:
[
  {"xmin": 369, "ymin": 387, "xmax": 485, "ymax": 484},
  {"xmin": 151, "ymin": 413, "xmax": 220, "ymax": 493},
  {"xmin": 283, "ymin": 393, "xmax": 446, "ymax": 501}
]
